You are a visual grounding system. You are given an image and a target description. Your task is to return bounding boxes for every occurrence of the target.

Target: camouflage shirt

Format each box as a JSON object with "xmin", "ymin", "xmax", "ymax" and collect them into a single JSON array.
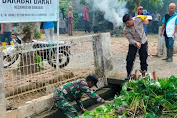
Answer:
[{"xmin": 54, "ymin": 79, "xmax": 105, "ymax": 109}]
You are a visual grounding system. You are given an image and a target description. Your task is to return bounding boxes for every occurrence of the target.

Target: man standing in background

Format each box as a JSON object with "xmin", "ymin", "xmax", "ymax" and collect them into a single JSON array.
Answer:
[
  {"xmin": 137, "ymin": 6, "xmax": 148, "ymax": 34},
  {"xmin": 93, "ymin": 11, "xmax": 99, "ymax": 33},
  {"xmin": 152, "ymin": 11, "xmax": 161, "ymax": 34},
  {"xmin": 44, "ymin": 22, "xmax": 55, "ymax": 43},
  {"xmin": 68, "ymin": 6, "xmax": 74, "ymax": 36},
  {"xmin": 160, "ymin": 3, "xmax": 177, "ymax": 62},
  {"xmin": 137, "ymin": 6, "xmax": 144, "ymax": 16},
  {"xmin": 84, "ymin": 5, "xmax": 91, "ymax": 33}
]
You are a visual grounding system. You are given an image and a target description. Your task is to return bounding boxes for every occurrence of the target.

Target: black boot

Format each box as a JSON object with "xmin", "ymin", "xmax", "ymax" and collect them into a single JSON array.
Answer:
[
  {"xmin": 125, "ymin": 74, "xmax": 130, "ymax": 81},
  {"xmin": 166, "ymin": 49, "xmax": 173, "ymax": 62},
  {"xmin": 162, "ymin": 48, "xmax": 169, "ymax": 60}
]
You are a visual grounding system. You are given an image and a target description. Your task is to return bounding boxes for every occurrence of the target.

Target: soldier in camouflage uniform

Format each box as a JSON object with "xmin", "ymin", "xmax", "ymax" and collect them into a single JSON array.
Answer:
[{"xmin": 53, "ymin": 74, "xmax": 110, "ymax": 118}]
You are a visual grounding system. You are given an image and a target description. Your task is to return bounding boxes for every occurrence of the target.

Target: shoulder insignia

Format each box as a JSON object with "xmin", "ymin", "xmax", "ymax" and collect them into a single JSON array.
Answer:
[{"xmin": 124, "ymin": 31, "xmax": 129, "ymax": 34}]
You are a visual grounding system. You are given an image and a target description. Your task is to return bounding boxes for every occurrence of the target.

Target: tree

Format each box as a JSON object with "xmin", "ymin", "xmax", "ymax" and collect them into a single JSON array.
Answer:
[
  {"xmin": 59, "ymin": 0, "xmax": 80, "ymax": 28},
  {"xmin": 118, "ymin": 0, "xmax": 158, "ymax": 12},
  {"xmin": 141, "ymin": 0, "xmax": 164, "ymax": 13},
  {"xmin": 119, "ymin": 0, "xmax": 158, "ymax": 7},
  {"xmin": 126, "ymin": 0, "xmax": 164, "ymax": 14},
  {"xmin": 80, "ymin": 0, "xmax": 87, "ymax": 5},
  {"xmin": 59, "ymin": 0, "xmax": 72, "ymax": 17}
]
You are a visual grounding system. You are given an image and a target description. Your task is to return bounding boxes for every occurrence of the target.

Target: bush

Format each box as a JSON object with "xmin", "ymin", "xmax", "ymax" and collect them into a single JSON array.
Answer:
[
  {"xmin": 33, "ymin": 28, "xmax": 42, "ymax": 39},
  {"xmin": 78, "ymin": 76, "xmax": 177, "ymax": 118}
]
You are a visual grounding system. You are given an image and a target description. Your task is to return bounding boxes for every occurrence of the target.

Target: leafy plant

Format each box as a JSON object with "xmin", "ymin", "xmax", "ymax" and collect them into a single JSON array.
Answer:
[
  {"xmin": 59, "ymin": 0, "xmax": 72, "ymax": 17},
  {"xmin": 78, "ymin": 76, "xmax": 177, "ymax": 118},
  {"xmin": 34, "ymin": 52, "xmax": 44, "ymax": 71},
  {"xmin": 80, "ymin": 0, "xmax": 87, "ymax": 5},
  {"xmin": 33, "ymin": 28, "xmax": 42, "ymax": 39},
  {"xmin": 59, "ymin": 0, "xmax": 81, "ymax": 29}
]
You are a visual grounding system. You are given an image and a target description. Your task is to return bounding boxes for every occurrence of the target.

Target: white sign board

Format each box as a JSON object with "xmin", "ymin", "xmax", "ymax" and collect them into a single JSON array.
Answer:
[{"xmin": 0, "ymin": 0, "xmax": 58, "ymax": 23}]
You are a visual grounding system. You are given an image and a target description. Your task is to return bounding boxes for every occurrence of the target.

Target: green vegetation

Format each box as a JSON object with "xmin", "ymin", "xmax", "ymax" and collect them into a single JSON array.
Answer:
[
  {"xmin": 34, "ymin": 52, "xmax": 44, "ymax": 71},
  {"xmin": 59, "ymin": 0, "xmax": 72, "ymax": 16},
  {"xmin": 60, "ymin": 0, "xmax": 81, "ymax": 29},
  {"xmin": 78, "ymin": 76, "xmax": 177, "ymax": 118},
  {"xmin": 118, "ymin": 0, "xmax": 158, "ymax": 9},
  {"xmin": 33, "ymin": 28, "xmax": 42, "ymax": 39},
  {"xmin": 80, "ymin": 0, "xmax": 87, "ymax": 5}
]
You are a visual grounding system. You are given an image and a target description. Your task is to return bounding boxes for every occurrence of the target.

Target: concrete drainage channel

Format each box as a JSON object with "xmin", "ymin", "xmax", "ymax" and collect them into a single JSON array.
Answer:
[{"xmin": 31, "ymin": 79, "xmax": 125, "ymax": 118}]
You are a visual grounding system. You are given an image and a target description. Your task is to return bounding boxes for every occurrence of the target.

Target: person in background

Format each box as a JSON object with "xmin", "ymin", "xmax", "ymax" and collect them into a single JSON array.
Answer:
[
  {"xmin": 53, "ymin": 74, "xmax": 111, "ymax": 118},
  {"xmin": 142, "ymin": 9, "xmax": 151, "ymax": 16},
  {"xmin": 59, "ymin": 8, "xmax": 67, "ymax": 34},
  {"xmin": 123, "ymin": 14, "xmax": 152, "ymax": 80},
  {"xmin": 93, "ymin": 11, "xmax": 99, "ymax": 33},
  {"xmin": 1, "ymin": 23, "xmax": 14, "ymax": 50},
  {"xmin": 136, "ymin": 6, "xmax": 151, "ymax": 35},
  {"xmin": 68, "ymin": 6, "xmax": 73, "ymax": 36},
  {"xmin": 44, "ymin": 22, "xmax": 55, "ymax": 43},
  {"xmin": 0, "ymin": 24, "xmax": 1, "ymax": 43},
  {"xmin": 152, "ymin": 11, "xmax": 161, "ymax": 34},
  {"xmin": 84, "ymin": 5, "xmax": 91, "ymax": 33},
  {"xmin": 160, "ymin": 3, "xmax": 177, "ymax": 62},
  {"xmin": 40, "ymin": 22, "xmax": 44, "ymax": 33},
  {"xmin": 137, "ymin": 6, "xmax": 144, "ymax": 15}
]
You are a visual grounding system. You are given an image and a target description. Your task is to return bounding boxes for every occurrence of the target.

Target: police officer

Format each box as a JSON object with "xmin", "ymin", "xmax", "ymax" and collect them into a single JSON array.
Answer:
[
  {"xmin": 53, "ymin": 74, "xmax": 111, "ymax": 118},
  {"xmin": 122, "ymin": 14, "xmax": 152, "ymax": 80}
]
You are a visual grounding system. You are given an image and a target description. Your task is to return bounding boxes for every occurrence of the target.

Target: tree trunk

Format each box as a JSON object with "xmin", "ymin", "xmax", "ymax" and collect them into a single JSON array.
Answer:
[
  {"xmin": 19, "ymin": 23, "xmax": 38, "ymax": 75},
  {"xmin": 136, "ymin": 0, "xmax": 140, "ymax": 7}
]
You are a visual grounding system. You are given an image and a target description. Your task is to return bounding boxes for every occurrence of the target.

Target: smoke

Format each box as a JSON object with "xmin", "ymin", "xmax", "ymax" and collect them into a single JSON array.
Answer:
[{"xmin": 91, "ymin": 0, "xmax": 128, "ymax": 27}]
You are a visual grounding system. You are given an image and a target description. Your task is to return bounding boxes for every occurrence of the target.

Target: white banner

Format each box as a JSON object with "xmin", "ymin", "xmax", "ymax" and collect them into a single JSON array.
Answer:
[{"xmin": 0, "ymin": 0, "xmax": 58, "ymax": 23}]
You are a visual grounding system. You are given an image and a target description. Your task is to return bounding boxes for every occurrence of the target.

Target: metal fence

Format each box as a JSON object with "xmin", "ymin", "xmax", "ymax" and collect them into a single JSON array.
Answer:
[{"xmin": 1, "ymin": 35, "xmax": 98, "ymax": 110}]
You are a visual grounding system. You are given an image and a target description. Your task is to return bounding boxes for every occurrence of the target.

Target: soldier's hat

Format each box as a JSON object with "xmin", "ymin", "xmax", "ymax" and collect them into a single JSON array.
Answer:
[{"xmin": 86, "ymin": 74, "xmax": 98, "ymax": 88}]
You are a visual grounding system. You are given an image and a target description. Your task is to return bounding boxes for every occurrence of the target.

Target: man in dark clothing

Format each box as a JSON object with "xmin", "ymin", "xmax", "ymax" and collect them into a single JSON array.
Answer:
[
  {"xmin": 93, "ymin": 11, "xmax": 99, "ymax": 33},
  {"xmin": 53, "ymin": 74, "xmax": 111, "ymax": 118},
  {"xmin": 123, "ymin": 14, "xmax": 152, "ymax": 80},
  {"xmin": 160, "ymin": 3, "xmax": 177, "ymax": 62},
  {"xmin": 152, "ymin": 11, "xmax": 161, "ymax": 34},
  {"xmin": 84, "ymin": 5, "xmax": 91, "ymax": 33}
]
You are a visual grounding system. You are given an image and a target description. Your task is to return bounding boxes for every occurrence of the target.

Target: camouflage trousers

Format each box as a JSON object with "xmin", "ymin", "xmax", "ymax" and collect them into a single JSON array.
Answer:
[{"xmin": 53, "ymin": 89, "xmax": 78, "ymax": 118}]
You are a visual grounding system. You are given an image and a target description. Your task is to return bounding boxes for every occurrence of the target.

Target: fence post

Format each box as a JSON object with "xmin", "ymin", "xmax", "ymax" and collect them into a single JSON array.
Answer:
[
  {"xmin": 92, "ymin": 33, "xmax": 113, "ymax": 88},
  {"xmin": 0, "ymin": 47, "xmax": 6, "ymax": 118},
  {"xmin": 157, "ymin": 26, "xmax": 177, "ymax": 56},
  {"xmin": 157, "ymin": 26, "xmax": 166, "ymax": 57}
]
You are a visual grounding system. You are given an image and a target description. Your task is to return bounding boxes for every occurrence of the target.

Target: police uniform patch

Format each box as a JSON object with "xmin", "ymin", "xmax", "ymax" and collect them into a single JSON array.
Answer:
[
  {"xmin": 124, "ymin": 31, "xmax": 128, "ymax": 34},
  {"xmin": 125, "ymin": 34, "xmax": 129, "ymax": 37}
]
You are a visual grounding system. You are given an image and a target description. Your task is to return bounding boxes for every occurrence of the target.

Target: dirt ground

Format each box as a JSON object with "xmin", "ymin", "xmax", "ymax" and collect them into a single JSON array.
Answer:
[{"xmin": 48, "ymin": 31, "xmax": 177, "ymax": 79}]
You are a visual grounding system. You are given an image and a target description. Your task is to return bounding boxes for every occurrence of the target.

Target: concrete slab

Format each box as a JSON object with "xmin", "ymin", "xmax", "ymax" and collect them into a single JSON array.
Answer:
[{"xmin": 107, "ymin": 78, "xmax": 126, "ymax": 85}]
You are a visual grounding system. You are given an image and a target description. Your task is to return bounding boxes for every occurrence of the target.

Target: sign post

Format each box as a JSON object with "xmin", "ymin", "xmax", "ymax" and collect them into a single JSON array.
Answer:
[
  {"xmin": 0, "ymin": 0, "xmax": 58, "ymax": 23},
  {"xmin": 0, "ymin": 47, "xmax": 6, "ymax": 118}
]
